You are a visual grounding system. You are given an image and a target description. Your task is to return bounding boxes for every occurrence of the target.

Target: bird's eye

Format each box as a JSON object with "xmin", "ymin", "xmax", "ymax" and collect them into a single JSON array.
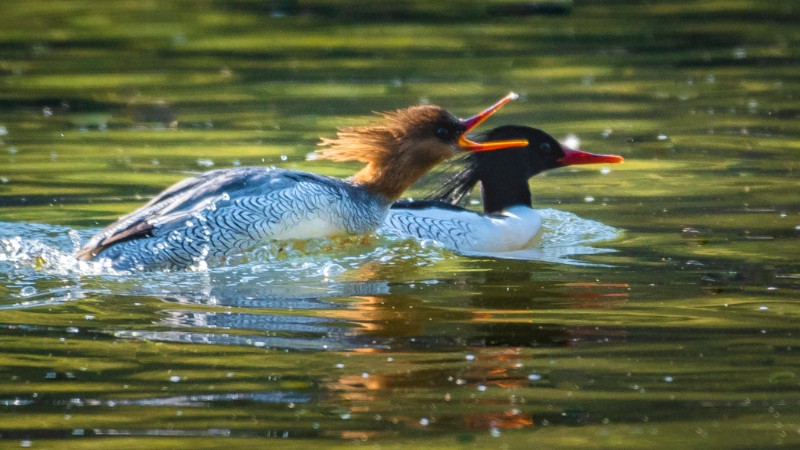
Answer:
[
  {"xmin": 540, "ymin": 142, "xmax": 552, "ymax": 152},
  {"xmin": 435, "ymin": 127, "xmax": 452, "ymax": 140}
]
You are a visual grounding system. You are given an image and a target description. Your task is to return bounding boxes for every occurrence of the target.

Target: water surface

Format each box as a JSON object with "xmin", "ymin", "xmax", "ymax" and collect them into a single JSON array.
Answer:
[{"xmin": 1, "ymin": 1, "xmax": 799, "ymax": 448}]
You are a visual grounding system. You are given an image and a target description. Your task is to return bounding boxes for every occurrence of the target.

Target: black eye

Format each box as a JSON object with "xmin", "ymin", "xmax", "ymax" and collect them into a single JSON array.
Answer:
[
  {"xmin": 539, "ymin": 142, "xmax": 552, "ymax": 152},
  {"xmin": 435, "ymin": 127, "xmax": 453, "ymax": 140}
]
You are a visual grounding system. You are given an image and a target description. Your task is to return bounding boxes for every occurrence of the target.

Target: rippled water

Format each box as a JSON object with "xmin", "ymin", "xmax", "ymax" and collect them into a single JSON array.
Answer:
[{"xmin": 1, "ymin": 0, "xmax": 799, "ymax": 448}]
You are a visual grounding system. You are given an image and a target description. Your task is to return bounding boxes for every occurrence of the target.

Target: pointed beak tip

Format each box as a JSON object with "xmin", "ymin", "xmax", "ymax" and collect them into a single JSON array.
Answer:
[{"xmin": 457, "ymin": 92, "xmax": 523, "ymax": 151}]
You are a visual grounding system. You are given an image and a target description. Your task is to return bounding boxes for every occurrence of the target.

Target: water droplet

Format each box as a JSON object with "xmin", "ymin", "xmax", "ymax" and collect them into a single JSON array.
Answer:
[
  {"xmin": 490, "ymin": 428, "xmax": 501, "ymax": 437},
  {"xmin": 584, "ymin": 196, "xmax": 595, "ymax": 203},
  {"xmin": 563, "ymin": 134, "xmax": 580, "ymax": 149},
  {"xmin": 322, "ymin": 263, "xmax": 344, "ymax": 278},
  {"xmin": 600, "ymin": 167, "xmax": 611, "ymax": 175},
  {"xmin": 197, "ymin": 158, "xmax": 214, "ymax": 167},
  {"xmin": 169, "ymin": 375, "xmax": 181, "ymax": 382},
  {"xmin": 419, "ymin": 418, "xmax": 429, "ymax": 426},
  {"xmin": 20, "ymin": 286, "xmax": 37, "ymax": 297},
  {"xmin": 759, "ymin": 306, "xmax": 768, "ymax": 311},
  {"xmin": 465, "ymin": 354, "xmax": 475, "ymax": 361},
  {"xmin": 528, "ymin": 374, "xmax": 542, "ymax": 381},
  {"xmin": 663, "ymin": 376, "xmax": 674, "ymax": 382}
]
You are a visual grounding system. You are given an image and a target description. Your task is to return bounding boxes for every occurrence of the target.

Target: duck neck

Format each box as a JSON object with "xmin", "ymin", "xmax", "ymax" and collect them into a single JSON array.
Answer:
[
  {"xmin": 350, "ymin": 164, "xmax": 412, "ymax": 201},
  {"xmin": 480, "ymin": 178, "xmax": 532, "ymax": 215},
  {"xmin": 351, "ymin": 155, "xmax": 439, "ymax": 202}
]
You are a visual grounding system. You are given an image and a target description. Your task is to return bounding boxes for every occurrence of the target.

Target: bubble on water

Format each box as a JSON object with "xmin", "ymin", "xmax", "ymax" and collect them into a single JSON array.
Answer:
[
  {"xmin": 528, "ymin": 374, "xmax": 542, "ymax": 381},
  {"xmin": 600, "ymin": 167, "xmax": 611, "ymax": 175},
  {"xmin": 322, "ymin": 263, "xmax": 345, "ymax": 278},
  {"xmin": 169, "ymin": 375, "xmax": 181, "ymax": 382},
  {"xmin": 664, "ymin": 376, "xmax": 674, "ymax": 382},
  {"xmin": 563, "ymin": 134, "xmax": 580, "ymax": 149},
  {"xmin": 419, "ymin": 418, "xmax": 429, "ymax": 426},
  {"xmin": 584, "ymin": 196, "xmax": 595, "ymax": 203},
  {"xmin": 20, "ymin": 286, "xmax": 37, "ymax": 297}
]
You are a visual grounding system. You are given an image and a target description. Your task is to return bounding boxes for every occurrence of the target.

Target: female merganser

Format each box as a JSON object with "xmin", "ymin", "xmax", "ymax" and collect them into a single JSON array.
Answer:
[
  {"xmin": 75, "ymin": 94, "xmax": 528, "ymax": 270},
  {"xmin": 384, "ymin": 125, "xmax": 624, "ymax": 253}
]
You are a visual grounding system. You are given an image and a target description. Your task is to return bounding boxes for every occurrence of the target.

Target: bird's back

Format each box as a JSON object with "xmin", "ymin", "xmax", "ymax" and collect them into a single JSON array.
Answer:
[{"xmin": 78, "ymin": 167, "xmax": 389, "ymax": 270}]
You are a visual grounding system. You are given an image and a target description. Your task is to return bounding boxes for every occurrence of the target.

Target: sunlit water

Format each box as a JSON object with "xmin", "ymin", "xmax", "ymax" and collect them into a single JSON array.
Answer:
[{"xmin": 1, "ymin": 0, "xmax": 799, "ymax": 448}]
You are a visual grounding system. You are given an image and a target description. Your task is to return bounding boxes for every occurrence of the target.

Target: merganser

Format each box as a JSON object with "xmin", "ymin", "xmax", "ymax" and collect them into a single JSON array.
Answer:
[
  {"xmin": 75, "ymin": 94, "xmax": 528, "ymax": 270},
  {"xmin": 384, "ymin": 125, "xmax": 624, "ymax": 253}
]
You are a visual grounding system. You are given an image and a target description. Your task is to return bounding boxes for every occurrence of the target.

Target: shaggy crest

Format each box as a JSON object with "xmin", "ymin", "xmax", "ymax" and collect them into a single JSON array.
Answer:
[{"xmin": 316, "ymin": 105, "xmax": 456, "ymax": 163}]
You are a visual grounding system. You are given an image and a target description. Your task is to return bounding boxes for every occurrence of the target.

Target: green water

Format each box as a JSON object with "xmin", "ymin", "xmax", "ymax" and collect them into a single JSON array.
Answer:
[{"xmin": 1, "ymin": 0, "xmax": 799, "ymax": 448}]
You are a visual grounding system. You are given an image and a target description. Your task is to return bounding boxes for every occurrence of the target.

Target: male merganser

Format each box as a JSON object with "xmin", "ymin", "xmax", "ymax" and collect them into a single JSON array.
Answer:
[
  {"xmin": 384, "ymin": 125, "xmax": 624, "ymax": 253},
  {"xmin": 76, "ymin": 94, "xmax": 528, "ymax": 270}
]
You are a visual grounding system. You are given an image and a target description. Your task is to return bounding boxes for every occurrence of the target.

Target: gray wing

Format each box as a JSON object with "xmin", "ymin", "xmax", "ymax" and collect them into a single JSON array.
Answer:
[{"xmin": 76, "ymin": 167, "xmax": 339, "ymax": 260}]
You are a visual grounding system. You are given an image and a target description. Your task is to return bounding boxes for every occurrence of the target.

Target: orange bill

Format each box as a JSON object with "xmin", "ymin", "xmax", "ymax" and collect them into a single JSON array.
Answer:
[{"xmin": 458, "ymin": 92, "xmax": 529, "ymax": 152}]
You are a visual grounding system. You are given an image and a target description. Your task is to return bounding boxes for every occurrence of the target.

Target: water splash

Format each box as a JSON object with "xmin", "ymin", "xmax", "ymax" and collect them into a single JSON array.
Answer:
[{"xmin": 0, "ymin": 210, "xmax": 619, "ymax": 309}]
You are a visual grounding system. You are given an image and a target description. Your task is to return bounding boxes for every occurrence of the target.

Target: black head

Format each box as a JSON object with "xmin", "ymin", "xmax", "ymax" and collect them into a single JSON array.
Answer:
[
  {"xmin": 471, "ymin": 125, "xmax": 567, "ymax": 179},
  {"xmin": 428, "ymin": 125, "xmax": 622, "ymax": 214}
]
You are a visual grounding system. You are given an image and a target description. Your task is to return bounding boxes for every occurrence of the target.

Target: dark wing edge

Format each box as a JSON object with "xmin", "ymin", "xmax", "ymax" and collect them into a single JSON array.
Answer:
[{"xmin": 75, "ymin": 168, "xmax": 262, "ymax": 261}]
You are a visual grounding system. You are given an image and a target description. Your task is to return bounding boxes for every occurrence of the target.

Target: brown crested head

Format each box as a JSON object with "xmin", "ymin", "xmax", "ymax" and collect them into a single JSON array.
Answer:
[
  {"xmin": 316, "ymin": 93, "xmax": 527, "ymax": 201},
  {"xmin": 316, "ymin": 105, "xmax": 467, "ymax": 201}
]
